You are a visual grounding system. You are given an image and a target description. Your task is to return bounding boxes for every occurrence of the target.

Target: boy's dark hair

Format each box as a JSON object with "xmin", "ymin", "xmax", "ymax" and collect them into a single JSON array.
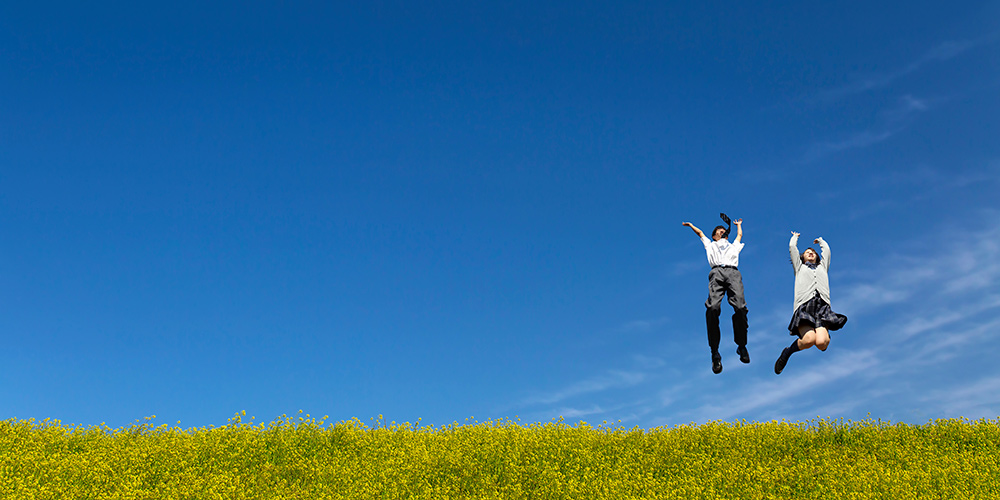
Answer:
[{"xmin": 712, "ymin": 225, "xmax": 727, "ymax": 238}]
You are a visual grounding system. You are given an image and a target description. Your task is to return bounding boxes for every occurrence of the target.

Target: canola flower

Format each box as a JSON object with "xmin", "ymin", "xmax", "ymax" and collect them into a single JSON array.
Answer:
[{"xmin": 0, "ymin": 411, "xmax": 998, "ymax": 499}]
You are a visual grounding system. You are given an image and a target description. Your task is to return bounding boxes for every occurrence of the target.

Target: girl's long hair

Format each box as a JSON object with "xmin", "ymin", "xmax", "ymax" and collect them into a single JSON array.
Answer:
[{"xmin": 800, "ymin": 247, "xmax": 821, "ymax": 264}]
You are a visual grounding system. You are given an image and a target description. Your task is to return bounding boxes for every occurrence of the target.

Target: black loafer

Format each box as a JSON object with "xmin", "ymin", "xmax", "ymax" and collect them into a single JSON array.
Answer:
[
  {"xmin": 712, "ymin": 352, "xmax": 723, "ymax": 374},
  {"xmin": 737, "ymin": 345, "xmax": 750, "ymax": 364},
  {"xmin": 774, "ymin": 348, "xmax": 790, "ymax": 375}
]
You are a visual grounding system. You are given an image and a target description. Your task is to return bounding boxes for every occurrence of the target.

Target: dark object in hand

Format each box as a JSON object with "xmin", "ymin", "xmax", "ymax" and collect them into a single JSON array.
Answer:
[{"xmin": 720, "ymin": 213, "xmax": 732, "ymax": 238}]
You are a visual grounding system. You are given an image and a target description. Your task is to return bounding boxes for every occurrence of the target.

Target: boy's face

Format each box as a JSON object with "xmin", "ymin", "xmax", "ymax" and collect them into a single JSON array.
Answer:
[{"xmin": 712, "ymin": 228, "xmax": 726, "ymax": 241}]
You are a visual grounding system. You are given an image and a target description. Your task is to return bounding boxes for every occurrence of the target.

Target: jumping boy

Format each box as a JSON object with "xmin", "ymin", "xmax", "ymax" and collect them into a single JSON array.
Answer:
[{"xmin": 681, "ymin": 215, "xmax": 750, "ymax": 374}]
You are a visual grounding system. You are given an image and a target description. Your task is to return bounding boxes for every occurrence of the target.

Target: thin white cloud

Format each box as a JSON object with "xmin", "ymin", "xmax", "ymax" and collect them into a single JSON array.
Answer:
[
  {"xmin": 819, "ymin": 34, "xmax": 999, "ymax": 101},
  {"xmin": 616, "ymin": 317, "xmax": 670, "ymax": 334},
  {"xmin": 804, "ymin": 94, "xmax": 929, "ymax": 162},
  {"xmin": 868, "ymin": 162, "xmax": 1000, "ymax": 190},
  {"xmin": 832, "ymin": 163, "xmax": 1000, "ymax": 219},
  {"xmin": 542, "ymin": 401, "xmax": 658, "ymax": 424},
  {"xmin": 631, "ymin": 354, "xmax": 666, "ymax": 370},
  {"xmin": 910, "ymin": 316, "xmax": 1000, "ymax": 365},
  {"xmin": 805, "ymin": 397, "xmax": 871, "ymax": 421},
  {"xmin": 682, "ymin": 350, "xmax": 879, "ymax": 423},
  {"xmin": 675, "ymin": 215, "xmax": 1000, "ymax": 424},
  {"xmin": 679, "ymin": 312, "xmax": 1000, "ymax": 424},
  {"xmin": 922, "ymin": 374, "xmax": 1000, "ymax": 420},
  {"xmin": 802, "ymin": 33, "xmax": 999, "ymax": 163},
  {"xmin": 899, "ymin": 94, "xmax": 929, "ymax": 111},
  {"xmin": 805, "ymin": 130, "xmax": 896, "ymax": 161},
  {"xmin": 834, "ymin": 282, "xmax": 912, "ymax": 316},
  {"xmin": 529, "ymin": 399, "xmax": 659, "ymax": 426},
  {"xmin": 552, "ymin": 405, "xmax": 606, "ymax": 419},
  {"xmin": 670, "ymin": 258, "xmax": 704, "ymax": 276},
  {"xmin": 891, "ymin": 295, "xmax": 1000, "ymax": 342},
  {"xmin": 514, "ymin": 215, "xmax": 1000, "ymax": 427},
  {"xmin": 835, "ymin": 220, "xmax": 1000, "ymax": 317},
  {"xmin": 863, "ymin": 164, "xmax": 942, "ymax": 188},
  {"xmin": 657, "ymin": 379, "xmax": 697, "ymax": 409},
  {"xmin": 520, "ymin": 370, "xmax": 646, "ymax": 407}
]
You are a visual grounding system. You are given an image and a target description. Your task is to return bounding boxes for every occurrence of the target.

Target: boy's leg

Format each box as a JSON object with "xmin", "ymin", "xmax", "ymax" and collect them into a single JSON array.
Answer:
[
  {"xmin": 705, "ymin": 269, "xmax": 726, "ymax": 373},
  {"xmin": 725, "ymin": 270, "xmax": 749, "ymax": 348},
  {"xmin": 705, "ymin": 270, "xmax": 726, "ymax": 354}
]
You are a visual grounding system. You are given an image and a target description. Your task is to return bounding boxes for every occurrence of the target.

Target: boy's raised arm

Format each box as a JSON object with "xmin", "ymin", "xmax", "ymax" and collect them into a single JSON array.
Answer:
[{"xmin": 682, "ymin": 222, "xmax": 705, "ymax": 239}]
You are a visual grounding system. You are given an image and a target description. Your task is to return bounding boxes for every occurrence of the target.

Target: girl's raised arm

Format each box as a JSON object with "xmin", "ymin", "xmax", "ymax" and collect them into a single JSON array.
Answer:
[
  {"xmin": 816, "ymin": 237, "xmax": 831, "ymax": 270},
  {"xmin": 790, "ymin": 232, "xmax": 801, "ymax": 273}
]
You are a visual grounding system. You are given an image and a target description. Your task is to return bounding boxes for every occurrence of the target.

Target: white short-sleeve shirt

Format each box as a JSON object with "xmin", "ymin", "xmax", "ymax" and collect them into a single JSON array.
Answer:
[{"xmin": 701, "ymin": 236, "xmax": 744, "ymax": 268}]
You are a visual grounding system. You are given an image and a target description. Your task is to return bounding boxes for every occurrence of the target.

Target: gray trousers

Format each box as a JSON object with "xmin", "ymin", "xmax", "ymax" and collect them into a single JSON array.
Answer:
[{"xmin": 705, "ymin": 266, "xmax": 749, "ymax": 352}]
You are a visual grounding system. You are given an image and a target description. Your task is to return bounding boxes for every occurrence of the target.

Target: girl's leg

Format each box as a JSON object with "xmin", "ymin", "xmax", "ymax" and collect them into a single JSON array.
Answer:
[
  {"xmin": 814, "ymin": 327, "xmax": 830, "ymax": 351},
  {"xmin": 797, "ymin": 326, "xmax": 816, "ymax": 350},
  {"xmin": 776, "ymin": 331, "xmax": 807, "ymax": 374}
]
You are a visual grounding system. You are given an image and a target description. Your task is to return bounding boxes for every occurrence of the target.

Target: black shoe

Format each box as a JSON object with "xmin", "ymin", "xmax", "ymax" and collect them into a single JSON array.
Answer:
[
  {"xmin": 712, "ymin": 352, "xmax": 723, "ymax": 374},
  {"xmin": 737, "ymin": 345, "xmax": 750, "ymax": 364},
  {"xmin": 774, "ymin": 348, "xmax": 790, "ymax": 375}
]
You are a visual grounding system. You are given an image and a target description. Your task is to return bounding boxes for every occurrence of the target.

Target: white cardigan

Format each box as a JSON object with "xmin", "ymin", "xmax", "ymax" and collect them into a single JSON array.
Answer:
[{"xmin": 790, "ymin": 235, "xmax": 832, "ymax": 313}]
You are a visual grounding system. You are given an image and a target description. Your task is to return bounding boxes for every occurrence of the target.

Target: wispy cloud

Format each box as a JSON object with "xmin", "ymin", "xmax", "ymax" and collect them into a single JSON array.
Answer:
[
  {"xmin": 519, "ymin": 370, "xmax": 646, "ymax": 407},
  {"xmin": 746, "ymin": 217, "xmax": 1000, "ymax": 419},
  {"xmin": 615, "ymin": 317, "xmax": 670, "ymax": 334},
  {"xmin": 681, "ymin": 350, "xmax": 878, "ymax": 423},
  {"xmin": 678, "ymin": 219, "xmax": 1000, "ymax": 423},
  {"xmin": 631, "ymin": 354, "xmax": 667, "ymax": 370},
  {"xmin": 834, "ymin": 282, "xmax": 913, "ymax": 315},
  {"xmin": 804, "ymin": 94, "xmax": 929, "ymax": 162},
  {"xmin": 513, "ymin": 215, "xmax": 1000, "ymax": 427},
  {"xmin": 836, "ymin": 212, "xmax": 1000, "ymax": 318},
  {"xmin": 800, "ymin": 33, "xmax": 998, "ymax": 162},
  {"xmin": 805, "ymin": 130, "xmax": 897, "ymax": 161},
  {"xmin": 815, "ymin": 162, "xmax": 1000, "ymax": 220},
  {"xmin": 891, "ymin": 295, "xmax": 1000, "ymax": 342},
  {"xmin": 819, "ymin": 34, "xmax": 1000, "ymax": 101},
  {"xmin": 922, "ymin": 374, "xmax": 1000, "ymax": 420},
  {"xmin": 546, "ymin": 401, "xmax": 656, "ymax": 423},
  {"xmin": 669, "ymin": 258, "xmax": 704, "ymax": 277},
  {"xmin": 552, "ymin": 405, "xmax": 607, "ymax": 419}
]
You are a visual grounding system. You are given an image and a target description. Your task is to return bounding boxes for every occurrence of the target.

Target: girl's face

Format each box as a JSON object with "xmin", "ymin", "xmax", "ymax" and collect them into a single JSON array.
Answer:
[{"xmin": 802, "ymin": 249, "xmax": 818, "ymax": 264}]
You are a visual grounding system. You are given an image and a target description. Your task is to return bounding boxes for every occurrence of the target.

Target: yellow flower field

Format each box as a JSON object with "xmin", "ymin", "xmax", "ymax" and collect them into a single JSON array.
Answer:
[{"xmin": 1, "ymin": 412, "xmax": 997, "ymax": 499}]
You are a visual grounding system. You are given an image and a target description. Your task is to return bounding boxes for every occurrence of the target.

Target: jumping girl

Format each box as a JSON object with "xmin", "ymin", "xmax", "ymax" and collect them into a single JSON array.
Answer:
[{"xmin": 774, "ymin": 232, "xmax": 847, "ymax": 374}]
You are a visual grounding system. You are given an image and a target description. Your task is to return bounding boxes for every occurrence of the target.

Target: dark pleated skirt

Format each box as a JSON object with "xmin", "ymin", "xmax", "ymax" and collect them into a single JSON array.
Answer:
[{"xmin": 788, "ymin": 295, "xmax": 848, "ymax": 335}]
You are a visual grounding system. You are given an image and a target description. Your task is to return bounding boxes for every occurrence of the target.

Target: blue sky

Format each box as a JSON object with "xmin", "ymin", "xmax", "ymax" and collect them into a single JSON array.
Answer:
[{"xmin": 1, "ymin": 1, "xmax": 998, "ymax": 429}]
